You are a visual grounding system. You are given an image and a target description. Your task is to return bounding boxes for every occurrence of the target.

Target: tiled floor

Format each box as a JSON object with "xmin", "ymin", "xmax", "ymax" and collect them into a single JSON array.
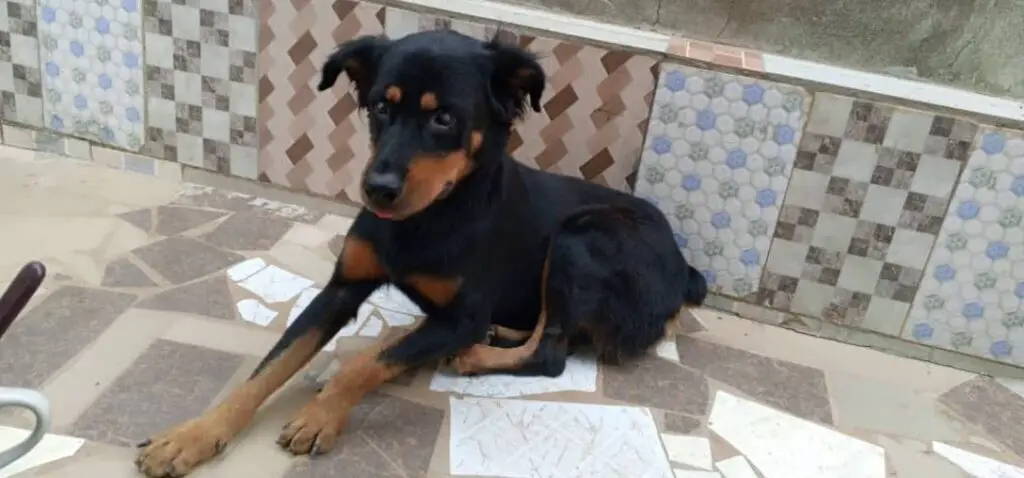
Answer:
[{"xmin": 3, "ymin": 143, "xmax": 1024, "ymax": 478}]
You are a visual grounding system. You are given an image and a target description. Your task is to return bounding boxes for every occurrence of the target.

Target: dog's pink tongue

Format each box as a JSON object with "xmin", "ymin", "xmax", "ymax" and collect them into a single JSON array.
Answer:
[{"xmin": 375, "ymin": 210, "xmax": 395, "ymax": 219}]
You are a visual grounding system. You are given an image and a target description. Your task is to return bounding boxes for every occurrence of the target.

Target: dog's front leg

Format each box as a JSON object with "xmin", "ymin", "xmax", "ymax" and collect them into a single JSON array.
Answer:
[
  {"xmin": 277, "ymin": 298, "xmax": 490, "ymax": 456},
  {"xmin": 135, "ymin": 236, "xmax": 384, "ymax": 477}
]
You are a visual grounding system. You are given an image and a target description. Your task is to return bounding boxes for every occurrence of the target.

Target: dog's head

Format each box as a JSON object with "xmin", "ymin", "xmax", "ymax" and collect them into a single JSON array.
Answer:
[{"xmin": 318, "ymin": 30, "xmax": 545, "ymax": 220}]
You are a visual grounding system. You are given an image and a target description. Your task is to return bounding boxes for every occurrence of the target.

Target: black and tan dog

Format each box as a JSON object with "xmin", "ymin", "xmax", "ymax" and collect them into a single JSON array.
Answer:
[{"xmin": 135, "ymin": 30, "xmax": 707, "ymax": 477}]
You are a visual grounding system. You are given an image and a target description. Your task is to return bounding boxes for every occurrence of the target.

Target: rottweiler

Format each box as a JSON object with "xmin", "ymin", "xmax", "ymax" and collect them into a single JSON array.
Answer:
[{"xmin": 135, "ymin": 29, "xmax": 707, "ymax": 477}]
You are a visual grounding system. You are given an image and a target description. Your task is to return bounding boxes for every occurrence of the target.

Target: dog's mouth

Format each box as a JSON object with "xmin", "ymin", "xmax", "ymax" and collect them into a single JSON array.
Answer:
[{"xmin": 368, "ymin": 181, "xmax": 456, "ymax": 221}]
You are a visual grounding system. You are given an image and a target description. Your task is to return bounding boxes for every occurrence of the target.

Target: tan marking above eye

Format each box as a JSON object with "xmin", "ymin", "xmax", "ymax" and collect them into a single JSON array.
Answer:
[
  {"xmin": 384, "ymin": 86, "xmax": 402, "ymax": 103},
  {"xmin": 420, "ymin": 92, "xmax": 438, "ymax": 111}
]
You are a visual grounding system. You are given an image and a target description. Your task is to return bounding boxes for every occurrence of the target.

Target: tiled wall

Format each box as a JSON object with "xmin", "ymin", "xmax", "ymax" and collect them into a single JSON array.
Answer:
[
  {"xmin": 0, "ymin": 0, "xmax": 259, "ymax": 173},
  {"xmin": 637, "ymin": 65, "xmax": 1024, "ymax": 368},
  {"xmin": 5, "ymin": 0, "xmax": 1024, "ymax": 368}
]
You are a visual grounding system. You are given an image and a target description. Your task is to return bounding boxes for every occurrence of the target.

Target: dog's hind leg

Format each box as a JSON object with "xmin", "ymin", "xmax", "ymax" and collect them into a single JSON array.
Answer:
[
  {"xmin": 452, "ymin": 249, "xmax": 571, "ymax": 378},
  {"xmin": 135, "ymin": 236, "xmax": 384, "ymax": 478}
]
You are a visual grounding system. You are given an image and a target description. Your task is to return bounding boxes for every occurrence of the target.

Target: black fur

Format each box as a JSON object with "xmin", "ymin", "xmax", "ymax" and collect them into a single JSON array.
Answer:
[{"xmin": 271, "ymin": 29, "xmax": 707, "ymax": 379}]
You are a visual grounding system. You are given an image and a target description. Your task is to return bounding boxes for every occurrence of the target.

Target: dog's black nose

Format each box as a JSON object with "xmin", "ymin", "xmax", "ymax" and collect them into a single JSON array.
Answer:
[{"xmin": 364, "ymin": 172, "xmax": 403, "ymax": 207}]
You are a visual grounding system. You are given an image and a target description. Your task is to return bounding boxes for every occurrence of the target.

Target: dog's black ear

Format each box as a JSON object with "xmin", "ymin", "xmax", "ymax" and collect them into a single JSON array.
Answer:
[
  {"xmin": 485, "ymin": 37, "xmax": 545, "ymax": 122},
  {"xmin": 318, "ymin": 35, "xmax": 391, "ymax": 105}
]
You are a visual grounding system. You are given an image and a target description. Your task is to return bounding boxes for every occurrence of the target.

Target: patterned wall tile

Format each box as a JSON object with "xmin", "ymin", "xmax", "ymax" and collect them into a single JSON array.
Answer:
[
  {"xmin": 385, "ymin": 8, "xmax": 657, "ymax": 192},
  {"xmin": 258, "ymin": 0, "xmax": 384, "ymax": 202},
  {"xmin": 760, "ymin": 93, "xmax": 977, "ymax": 335},
  {"xmin": 38, "ymin": 0, "xmax": 145, "ymax": 149},
  {"xmin": 903, "ymin": 128, "xmax": 1024, "ymax": 365},
  {"xmin": 0, "ymin": 0, "xmax": 43, "ymax": 127},
  {"xmin": 633, "ymin": 63, "xmax": 810, "ymax": 298},
  {"xmin": 141, "ymin": 0, "xmax": 259, "ymax": 179}
]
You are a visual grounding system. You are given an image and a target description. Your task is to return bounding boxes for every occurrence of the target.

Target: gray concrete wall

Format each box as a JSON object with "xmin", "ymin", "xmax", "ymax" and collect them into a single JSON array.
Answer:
[{"xmin": 508, "ymin": 0, "xmax": 1024, "ymax": 100}]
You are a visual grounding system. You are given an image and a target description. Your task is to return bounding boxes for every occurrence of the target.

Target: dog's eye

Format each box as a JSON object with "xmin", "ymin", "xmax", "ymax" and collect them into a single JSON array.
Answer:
[
  {"xmin": 430, "ymin": 111, "xmax": 456, "ymax": 130},
  {"xmin": 371, "ymin": 101, "xmax": 389, "ymax": 117}
]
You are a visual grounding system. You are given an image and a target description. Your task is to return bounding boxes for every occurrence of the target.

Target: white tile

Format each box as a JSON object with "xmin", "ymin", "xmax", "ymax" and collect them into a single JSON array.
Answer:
[
  {"xmin": 287, "ymin": 287, "xmax": 321, "ymax": 326},
  {"xmin": 654, "ymin": 338, "xmax": 680, "ymax": 361},
  {"xmin": 708, "ymin": 391, "xmax": 886, "ymax": 478},
  {"xmin": 0, "ymin": 426, "xmax": 85, "ymax": 478},
  {"xmin": 715, "ymin": 456, "xmax": 759, "ymax": 478},
  {"xmin": 367, "ymin": 286, "xmax": 423, "ymax": 315},
  {"xmin": 430, "ymin": 355, "xmax": 598, "ymax": 398},
  {"xmin": 996, "ymin": 377, "xmax": 1024, "ymax": 400},
  {"xmin": 932, "ymin": 442, "xmax": 1024, "ymax": 477},
  {"xmin": 227, "ymin": 257, "xmax": 267, "ymax": 281},
  {"xmin": 357, "ymin": 316, "xmax": 384, "ymax": 337},
  {"xmin": 316, "ymin": 214, "xmax": 355, "ymax": 235},
  {"xmin": 449, "ymin": 397, "xmax": 674, "ymax": 478},
  {"xmin": 336, "ymin": 303, "xmax": 375, "ymax": 338},
  {"xmin": 633, "ymin": 63, "xmax": 810, "ymax": 297},
  {"xmin": 236, "ymin": 299, "xmax": 278, "ymax": 327},
  {"xmin": 662, "ymin": 434, "xmax": 713, "ymax": 470},
  {"xmin": 281, "ymin": 223, "xmax": 333, "ymax": 248},
  {"xmin": 236, "ymin": 265, "xmax": 315, "ymax": 303},
  {"xmin": 674, "ymin": 471, "xmax": 722, "ymax": 478},
  {"xmin": 38, "ymin": 0, "xmax": 145, "ymax": 150},
  {"xmin": 377, "ymin": 307, "xmax": 417, "ymax": 327}
]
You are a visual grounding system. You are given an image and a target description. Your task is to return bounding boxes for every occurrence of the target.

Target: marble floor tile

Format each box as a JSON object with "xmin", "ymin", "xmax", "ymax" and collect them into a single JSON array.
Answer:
[
  {"xmin": 714, "ymin": 456, "xmax": 759, "ymax": 478},
  {"xmin": 633, "ymin": 63, "xmax": 811, "ymax": 298},
  {"xmin": 664, "ymin": 412, "xmax": 703, "ymax": 435},
  {"xmin": 140, "ymin": 0, "xmax": 258, "ymax": 177},
  {"xmin": 603, "ymin": 354, "xmax": 709, "ymax": 416},
  {"xmin": 875, "ymin": 436, "xmax": 968, "ymax": 478},
  {"xmin": 70, "ymin": 339, "xmax": 244, "ymax": 446},
  {"xmin": 100, "ymin": 257, "xmax": 156, "ymax": 287},
  {"xmin": 201, "ymin": 211, "xmax": 293, "ymax": 251},
  {"xmin": 0, "ymin": 0, "xmax": 44, "ymax": 127},
  {"xmin": 0, "ymin": 286, "xmax": 136, "ymax": 388},
  {"xmin": 662, "ymin": 434, "xmax": 713, "ymax": 470},
  {"xmin": 37, "ymin": 0, "xmax": 145, "ymax": 149},
  {"xmin": 449, "ymin": 397, "xmax": 674, "ymax": 478},
  {"xmin": 285, "ymin": 393, "xmax": 443, "ymax": 478},
  {"xmin": 116, "ymin": 208, "xmax": 152, "ymax": 232},
  {"xmin": 940, "ymin": 376, "xmax": 1024, "ymax": 457},
  {"xmin": 131, "ymin": 236, "xmax": 243, "ymax": 284},
  {"xmin": 136, "ymin": 275, "xmax": 236, "ymax": 320},
  {"xmin": 903, "ymin": 128, "xmax": 1024, "ymax": 364},
  {"xmin": 152, "ymin": 205, "xmax": 228, "ymax": 236},
  {"xmin": 429, "ymin": 354, "xmax": 598, "ymax": 398},
  {"xmin": 932, "ymin": 441, "xmax": 1024, "ymax": 477},
  {"xmin": 761, "ymin": 93, "xmax": 976, "ymax": 335},
  {"xmin": 0, "ymin": 426, "xmax": 85, "ymax": 478},
  {"xmin": 828, "ymin": 371, "xmax": 964, "ymax": 442},
  {"xmin": 708, "ymin": 391, "xmax": 886, "ymax": 478},
  {"xmin": 676, "ymin": 336, "xmax": 831, "ymax": 423},
  {"xmin": 235, "ymin": 264, "xmax": 313, "ymax": 303}
]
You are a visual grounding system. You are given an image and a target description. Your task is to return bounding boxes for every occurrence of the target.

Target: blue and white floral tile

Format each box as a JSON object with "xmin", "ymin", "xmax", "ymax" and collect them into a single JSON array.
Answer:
[
  {"xmin": 633, "ymin": 63, "xmax": 810, "ymax": 298},
  {"xmin": 903, "ymin": 128, "xmax": 1024, "ymax": 365},
  {"xmin": 37, "ymin": 0, "xmax": 145, "ymax": 150}
]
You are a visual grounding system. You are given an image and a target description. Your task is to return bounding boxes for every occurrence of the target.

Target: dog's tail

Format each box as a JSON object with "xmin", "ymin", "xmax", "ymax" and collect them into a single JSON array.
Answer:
[{"xmin": 682, "ymin": 265, "xmax": 708, "ymax": 307}]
